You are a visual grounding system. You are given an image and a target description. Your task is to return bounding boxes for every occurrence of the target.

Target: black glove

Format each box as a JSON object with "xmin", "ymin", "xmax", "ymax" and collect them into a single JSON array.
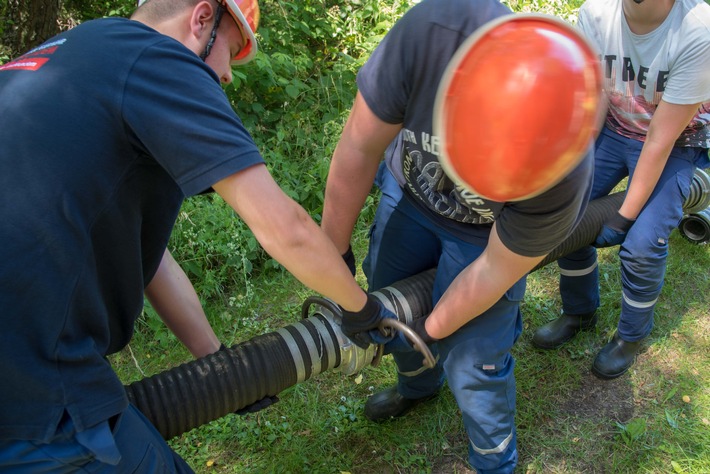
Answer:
[
  {"xmin": 385, "ymin": 317, "xmax": 437, "ymax": 354},
  {"xmin": 234, "ymin": 395, "xmax": 280, "ymax": 416},
  {"xmin": 340, "ymin": 294, "xmax": 396, "ymax": 348},
  {"xmin": 342, "ymin": 245, "xmax": 356, "ymax": 276},
  {"xmin": 594, "ymin": 212, "xmax": 635, "ymax": 248},
  {"xmin": 410, "ymin": 317, "xmax": 437, "ymax": 345},
  {"xmin": 219, "ymin": 344, "xmax": 279, "ymax": 415}
]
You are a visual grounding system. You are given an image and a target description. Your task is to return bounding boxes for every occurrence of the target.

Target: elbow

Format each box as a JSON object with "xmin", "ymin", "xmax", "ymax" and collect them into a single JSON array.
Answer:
[{"xmin": 258, "ymin": 205, "xmax": 314, "ymax": 256}]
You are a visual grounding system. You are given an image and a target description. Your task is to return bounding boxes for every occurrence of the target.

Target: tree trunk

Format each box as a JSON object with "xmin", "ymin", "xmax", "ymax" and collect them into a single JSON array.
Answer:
[{"xmin": 2, "ymin": 0, "xmax": 61, "ymax": 59}]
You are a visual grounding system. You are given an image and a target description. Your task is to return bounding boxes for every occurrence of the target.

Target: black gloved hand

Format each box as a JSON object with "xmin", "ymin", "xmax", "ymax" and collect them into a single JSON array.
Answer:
[
  {"xmin": 410, "ymin": 317, "xmax": 437, "ymax": 345},
  {"xmin": 342, "ymin": 245, "xmax": 356, "ymax": 276},
  {"xmin": 340, "ymin": 294, "xmax": 396, "ymax": 348},
  {"xmin": 594, "ymin": 212, "xmax": 635, "ymax": 248},
  {"xmin": 385, "ymin": 316, "xmax": 438, "ymax": 354},
  {"xmin": 234, "ymin": 395, "xmax": 280, "ymax": 416},
  {"xmin": 218, "ymin": 344, "xmax": 279, "ymax": 415}
]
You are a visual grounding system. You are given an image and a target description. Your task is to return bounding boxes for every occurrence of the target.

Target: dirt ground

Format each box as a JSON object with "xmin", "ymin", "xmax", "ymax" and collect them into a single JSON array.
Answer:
[
  {"xmin": 428, "ymin": 356, "xmax": 640, "ymax": 474},
  {"xmin": 557, "ymin": 371, "xmax": 635, "ymax": 422}
]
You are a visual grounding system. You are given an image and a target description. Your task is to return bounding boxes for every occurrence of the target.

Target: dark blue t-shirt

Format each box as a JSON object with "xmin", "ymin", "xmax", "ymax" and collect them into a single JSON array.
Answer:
[
  {"xmin": 357, "ymin": 0, "xmax": 593, "ymax": 256},
  {"xmin": 0, "ymin": 17, "xmax": 264, "ymax": 441}
]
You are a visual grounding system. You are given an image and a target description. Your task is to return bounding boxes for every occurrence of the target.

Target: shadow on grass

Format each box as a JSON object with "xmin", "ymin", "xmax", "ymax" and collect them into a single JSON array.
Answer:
[{"xmin": 513, "ymin": 231, "xmax": 710, "ymax": 473}]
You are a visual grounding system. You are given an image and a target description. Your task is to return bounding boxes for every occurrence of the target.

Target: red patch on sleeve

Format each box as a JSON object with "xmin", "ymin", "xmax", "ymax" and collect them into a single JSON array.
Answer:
[{"xmin": 0, "ymin": 57, "xmax": 50, "ymax": 71}]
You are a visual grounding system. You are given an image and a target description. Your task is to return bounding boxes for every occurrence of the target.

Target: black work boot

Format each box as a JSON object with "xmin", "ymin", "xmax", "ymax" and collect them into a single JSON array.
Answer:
[
  {"xmin": 364, "ymin": 386, "xmax": 437, "ymax": 422},
  {"xmin": 531, "ymin": 311, "xmax": 597, "ymax": 349},
  {"xmin": 591, "ymin": 333, "xmax": 642, "ymax": 379}
]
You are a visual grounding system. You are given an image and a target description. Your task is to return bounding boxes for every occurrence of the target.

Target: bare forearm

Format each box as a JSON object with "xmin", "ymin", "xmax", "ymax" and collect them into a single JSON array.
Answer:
[
  {"xmin": 260, "ymin": 203, "xmax": 368, "ymax": 311},
  {"xmin": 322, "ymin": 147, "xmax": 379, "ymax": 253},
  {"xmin": 145, "ymin": 250, "xmax": 220, "ymax": 358},
  {"xmin": 322, "ymin": 92, "xmax": 403, "ymax": 252},
  {"xmin": 425, "ymin": 227, "xmax": 544, "ymax": 339},
  {"xmin": 619, "ymin": 142, "xmax": 669, "ymax": 218},
  {"xmin": 621, "ymin": 100, "xmax": 702, "ymax": 219}
]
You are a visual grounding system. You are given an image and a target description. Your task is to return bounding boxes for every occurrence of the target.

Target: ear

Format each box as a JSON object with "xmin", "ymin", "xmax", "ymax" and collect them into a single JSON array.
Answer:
[{"xmin": 189, "ymin": 1, "xmax": 217, "ymax": 41}]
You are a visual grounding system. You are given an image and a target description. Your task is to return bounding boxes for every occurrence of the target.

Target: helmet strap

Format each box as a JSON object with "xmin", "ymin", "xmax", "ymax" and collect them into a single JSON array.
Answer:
[{"xmin": 200, "ymin": 3, "xmax": 226, "ymax": 61}]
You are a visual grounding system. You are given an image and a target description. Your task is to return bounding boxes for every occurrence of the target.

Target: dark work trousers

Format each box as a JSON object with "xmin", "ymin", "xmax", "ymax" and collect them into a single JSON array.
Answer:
[
  {"xmin": 365, "ymin": 164, "xmax": 524, "ymax": 474},
  {"xmin": 558, "ymin": 127, "xmax": 709, "ymax": 341},
  {"xmin": 0, "ymin": 404, "xmax": 194, "ymax": 473}
]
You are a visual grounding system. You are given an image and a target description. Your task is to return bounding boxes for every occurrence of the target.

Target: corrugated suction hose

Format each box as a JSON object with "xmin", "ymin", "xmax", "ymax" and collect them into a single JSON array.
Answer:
[
  {"xmin": 124, "ymin": 314, "xmax": 345, "ymax": 440},
  {"xmin": 678, "ymin": 168, "xmax": 710, "ymax": 244},
  {"xmin": 125, "ymin": 271, "xmax": 437, "ymax": 440},
  {"xmin": 535, "ymin": 192, "xmax": 623, "ymax": 269},
  {"xmin": 123, "ymin": 190, "xmax": 655, "ymax": 440},
  {"xmin": 679, "ymin": 208, "xmax": 710, "ymax": 244}
]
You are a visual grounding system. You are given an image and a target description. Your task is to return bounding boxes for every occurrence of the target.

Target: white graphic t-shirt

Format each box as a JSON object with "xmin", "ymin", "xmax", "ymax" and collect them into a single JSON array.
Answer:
[{"xmin": 578, "ymin": 0, "xmax": 710, "ymax": 147}]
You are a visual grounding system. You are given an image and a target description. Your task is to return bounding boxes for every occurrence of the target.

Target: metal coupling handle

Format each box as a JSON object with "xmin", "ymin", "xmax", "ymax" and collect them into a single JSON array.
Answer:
[{"xmin": 378, "ymin": 318, "xmax": 437, "ymax": 369}]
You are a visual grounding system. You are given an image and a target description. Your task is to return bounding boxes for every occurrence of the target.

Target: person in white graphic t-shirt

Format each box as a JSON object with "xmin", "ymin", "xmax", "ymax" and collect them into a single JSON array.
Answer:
[{"xmin": 533, "ymin": 0, "xmax": 710, "ymax": 379}]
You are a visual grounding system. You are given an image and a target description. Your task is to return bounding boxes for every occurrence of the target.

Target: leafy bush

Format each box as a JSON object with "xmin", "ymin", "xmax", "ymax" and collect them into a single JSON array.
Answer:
[
  {"xmin": 227, "ymin": 0, "xmax": 410, "ymax": 215},
  {"xmin": 169, "ymin": 194, "xmax": 266, "ymax": 300},
  {"xmin": 503, "ymin": 0, "xmax": 585, "ymax": 21}
]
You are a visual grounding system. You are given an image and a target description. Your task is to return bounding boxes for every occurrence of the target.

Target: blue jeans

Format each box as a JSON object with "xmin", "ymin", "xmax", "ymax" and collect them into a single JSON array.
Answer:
[
  {"xmin": 0, "ymin": 405, "xmax": 193, "ymax": 473},
  {"xmin": 558, "ymin": 127, "xmax": 709, "ymax": 340},
  {"xmin": 366, "ymin": 165, "xmax": 524, "ymax": 474}
]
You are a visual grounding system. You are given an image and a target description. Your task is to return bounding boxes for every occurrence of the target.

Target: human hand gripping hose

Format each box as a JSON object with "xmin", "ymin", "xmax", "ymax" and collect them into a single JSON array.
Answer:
[
  {"xmin": 340, "ymin": 294, "xmax": 397, "ymax": 348},
  {"xmin": 340, "ymin": 294, "xmax": 436, "ymax": 369},
  {"xmin": 594, "ymin": 211, "xmax": 635, "ymax": 248}
]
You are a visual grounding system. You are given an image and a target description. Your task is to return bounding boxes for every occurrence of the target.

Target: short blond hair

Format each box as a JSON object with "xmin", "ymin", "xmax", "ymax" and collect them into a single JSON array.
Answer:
[{"xmin": 131, "ymin": 0, "xmax": 204, "ymax": 22}]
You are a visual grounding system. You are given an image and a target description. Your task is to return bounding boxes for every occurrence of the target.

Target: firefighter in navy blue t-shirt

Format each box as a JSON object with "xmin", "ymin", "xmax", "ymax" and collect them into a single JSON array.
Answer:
[{"xmin": 0, "ymin": 0, "xmax": 394, "ymax": 471}]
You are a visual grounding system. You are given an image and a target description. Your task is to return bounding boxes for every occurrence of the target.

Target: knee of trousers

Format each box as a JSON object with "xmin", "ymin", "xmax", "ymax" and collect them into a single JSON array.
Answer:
[
  {"xmin": 619, "ymin": 229, "xmax": 669, "ymax": 299},
  {"xmin": 558, "ymin": 245, "xmax": 597, "ymax": 270}
]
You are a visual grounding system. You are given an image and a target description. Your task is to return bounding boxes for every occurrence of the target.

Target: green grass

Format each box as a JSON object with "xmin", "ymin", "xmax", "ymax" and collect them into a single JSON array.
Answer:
[
  {"xmin": 514, "ymin": 234, "xmax": 710, "ymax": 473},
  {"xmin": 112, "ymin": 228, "xmax": 710, "ymax": 473}
]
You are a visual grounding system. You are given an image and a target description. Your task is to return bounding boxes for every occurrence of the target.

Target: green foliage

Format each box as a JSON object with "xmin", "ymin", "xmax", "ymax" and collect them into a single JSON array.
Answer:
[
  {"xmin": 169, "ymin": 194, "xmax": 267, "ymax": 301},
  {"xmin": 226, "ymin": 0, "xmax": 409, "ymax": 213},
  {"xmin": 503, "ymin": 0, "xmax": 584, "ymax": 21},
  {"xmin": 63, "ymin": 0, "xmax": 135, "ymax": 21},
  {"xmin": 616, "ymin": 418, "xmax": 648, "ymax": 446}
]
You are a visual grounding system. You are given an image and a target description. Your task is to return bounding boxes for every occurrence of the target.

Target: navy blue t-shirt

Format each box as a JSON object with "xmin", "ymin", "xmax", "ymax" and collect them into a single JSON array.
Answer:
[
  {"xmin": 0, "ymin": 18, "xmax": 263, "ymax": 441},
  {"xmin": 357, "ymin": 0, "xmax": 593, "ymax": 256}
]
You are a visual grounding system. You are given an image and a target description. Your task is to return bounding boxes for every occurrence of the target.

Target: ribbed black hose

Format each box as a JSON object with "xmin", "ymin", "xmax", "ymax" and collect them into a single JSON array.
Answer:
[
  {"xmin": 534, "ymin": 192, "xmax": 624, "ymax": 270},
  {"xmin": 371, "ymin": 268, "xmax": 436, "ymax": 324},
  {"xmin": 123, "ymin": 191, "xmax": 624, "ymax": 440},
  {"xmin": 124, "ymin": 313, "xmax": 341, "ymax": 440}
]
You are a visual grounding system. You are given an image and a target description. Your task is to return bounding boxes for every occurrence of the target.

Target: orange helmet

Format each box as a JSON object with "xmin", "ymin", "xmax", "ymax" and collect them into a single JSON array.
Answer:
[
  {"xmin": 137, "ymin": 0, "xmax": 259, "ymax": 65},
  {"xmin": 223, "ymin": 0, "xmax": 259, "ymax": 65},
  {"xmin": 433, "ymin": 14, "xmax": 602, "ymax": 202}
]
